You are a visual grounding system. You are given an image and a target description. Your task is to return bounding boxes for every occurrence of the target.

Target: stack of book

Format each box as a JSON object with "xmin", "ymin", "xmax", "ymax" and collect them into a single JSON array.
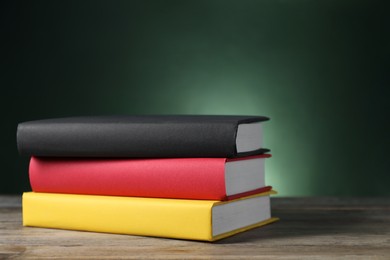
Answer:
[{"xmin": 17, "ymin": 115, "xmax": 278, "ymax": 241}]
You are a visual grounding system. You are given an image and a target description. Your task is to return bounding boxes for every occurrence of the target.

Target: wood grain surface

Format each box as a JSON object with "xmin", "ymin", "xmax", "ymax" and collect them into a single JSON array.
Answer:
[{"xmin": 1, "ymin": 196, "xmax": 389, "ymax": 259}]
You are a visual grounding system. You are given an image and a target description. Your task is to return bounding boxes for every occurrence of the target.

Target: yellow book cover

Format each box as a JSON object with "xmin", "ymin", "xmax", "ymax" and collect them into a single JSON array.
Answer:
[{"xmin": 22, "ymin": 191, "xmax": 278, "ymax": 241}]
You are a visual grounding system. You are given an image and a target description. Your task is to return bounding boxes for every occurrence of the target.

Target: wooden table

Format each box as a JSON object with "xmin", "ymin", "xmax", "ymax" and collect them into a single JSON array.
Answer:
[{"xmin": 1, "ymin": 196, "xmax": 389, "ymax": 259}]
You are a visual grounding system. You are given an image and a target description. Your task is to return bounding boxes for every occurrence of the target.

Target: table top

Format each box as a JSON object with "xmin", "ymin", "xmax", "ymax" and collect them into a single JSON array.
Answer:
[{"xmin": 1, "ymin": 196, "xmax": 389, "ymax": 259}]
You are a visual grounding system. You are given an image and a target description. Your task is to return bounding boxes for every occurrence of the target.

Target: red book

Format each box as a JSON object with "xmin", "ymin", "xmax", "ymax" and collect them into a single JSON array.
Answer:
[{"xmin": 29, "ymin": 154, "xmax": 271, "ymax": 200}]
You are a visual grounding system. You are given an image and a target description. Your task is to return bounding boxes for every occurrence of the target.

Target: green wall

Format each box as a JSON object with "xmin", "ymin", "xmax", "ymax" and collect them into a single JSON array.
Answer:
[{"xmin": 1, "ymin": 0, "xmax": 389, "ymax": 195}]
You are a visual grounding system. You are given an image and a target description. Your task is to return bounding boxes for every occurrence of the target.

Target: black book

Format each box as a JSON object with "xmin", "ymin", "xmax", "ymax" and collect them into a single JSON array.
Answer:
[{"xmin": 17, "ymin": 115, "xmax": 270, "ymax": 158}]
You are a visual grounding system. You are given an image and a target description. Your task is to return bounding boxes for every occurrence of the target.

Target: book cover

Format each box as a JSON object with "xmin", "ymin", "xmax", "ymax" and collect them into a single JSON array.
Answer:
[
  {"xmin": 22, "ymin": 191, "xmax": 278, "ymax": 242},
  {"xmin": 29, "ymin": 154, "xmax": 271, "ymax": 200},
  {"xmin": 17, "ymin": 115, "xmax": 269, "ymax": 158}
]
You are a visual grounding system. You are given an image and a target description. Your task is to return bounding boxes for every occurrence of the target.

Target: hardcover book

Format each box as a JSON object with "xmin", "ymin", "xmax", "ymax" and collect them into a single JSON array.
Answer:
[
  {"xmin": 17, "ymin": 115, "xmax": 269, "ymax": 158},
  {"xmin": 29, "ymin": 154, "xmax": 271, "ymax": 200},
  {"xmin": 23, "ymin": 191, "xmax": 278, "ymax": 241}
]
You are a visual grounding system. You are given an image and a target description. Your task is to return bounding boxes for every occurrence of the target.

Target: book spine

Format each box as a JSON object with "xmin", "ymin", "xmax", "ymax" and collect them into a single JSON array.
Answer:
[
  {"xmin": 17, "ymin": 122, "xmax": 238, "ymax": 157},
  {"xmin": 29, "ymin": 157, "xmax": 228, "ymax": 200},
  {"xmin": 22, "ymin": 192, "xmax": 214, "ymax": 241}
]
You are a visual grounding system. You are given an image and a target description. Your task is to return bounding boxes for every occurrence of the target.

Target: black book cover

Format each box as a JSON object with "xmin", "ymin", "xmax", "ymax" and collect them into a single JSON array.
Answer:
[{"xmin": 17, "ymin": 115, "xmax": 270, "ymax": 158}]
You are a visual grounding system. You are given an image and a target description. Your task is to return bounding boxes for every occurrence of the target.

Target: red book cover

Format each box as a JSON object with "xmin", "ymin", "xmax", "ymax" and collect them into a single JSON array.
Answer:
[{"xmin": 29, "ymin": 154, "xmax": 271, "ymax": 200}]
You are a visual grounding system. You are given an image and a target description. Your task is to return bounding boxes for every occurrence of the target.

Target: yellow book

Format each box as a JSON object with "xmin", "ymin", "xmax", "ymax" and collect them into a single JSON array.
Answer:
[{"xmin": 23, "ymin": 191, "xmax": 278, "ymax": 241}]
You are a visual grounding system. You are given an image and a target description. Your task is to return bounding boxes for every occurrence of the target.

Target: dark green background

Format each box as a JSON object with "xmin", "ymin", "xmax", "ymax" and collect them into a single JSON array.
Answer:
[{"xmin": 1, "ymin": 0, "xmax": 389, "ymax": 195}]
